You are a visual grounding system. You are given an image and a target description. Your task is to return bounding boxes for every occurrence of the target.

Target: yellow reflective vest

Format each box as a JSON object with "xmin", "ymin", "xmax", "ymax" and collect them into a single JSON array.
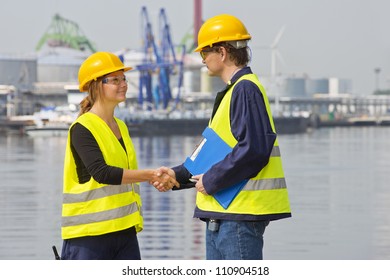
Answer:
[
  {"xmin": 61, "ymin": 112, "xmax": 143, "ymax": 239},
  {"xmin": 196, "ymin": 74, "xmax": 291, "ymax": 216}
]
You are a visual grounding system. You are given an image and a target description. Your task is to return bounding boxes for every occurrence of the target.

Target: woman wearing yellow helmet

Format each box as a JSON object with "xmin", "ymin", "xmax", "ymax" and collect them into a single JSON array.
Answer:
[{"xmin": 60, "ymin": 52, "xmax": 178, "ymax": 260}]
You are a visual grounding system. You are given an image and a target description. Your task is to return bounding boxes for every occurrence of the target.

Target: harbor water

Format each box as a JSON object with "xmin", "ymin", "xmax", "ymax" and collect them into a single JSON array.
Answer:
[{"xmin": 1, "ymin": 126, "xmax": 390, "ymax": 260}]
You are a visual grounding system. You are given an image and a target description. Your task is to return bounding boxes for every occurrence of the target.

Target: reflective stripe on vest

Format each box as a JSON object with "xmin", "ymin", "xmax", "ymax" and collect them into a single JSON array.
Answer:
[
  {"xmin": 243, "ymin": 177, "xmax": 287, "ymax": 191},
  {"xmin": 196, "ymin": 74, "xmax": 291, "ymax": 215},
  {"xmin": 61, "ymin": 113, "xmax": 143, "ymax": 239},
  {"xmin": 62, "ymin": 184, "xmax": 140, "ymax": 204},
  {"xmin": 62, "ymin": 202, "xmax": 139, "ymax": 227}
]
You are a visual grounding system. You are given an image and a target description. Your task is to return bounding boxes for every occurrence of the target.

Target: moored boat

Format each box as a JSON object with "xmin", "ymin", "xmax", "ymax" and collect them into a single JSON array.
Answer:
[{"xmin": 24, "ymin": 122, "xmax": 69, "ymax": 137}]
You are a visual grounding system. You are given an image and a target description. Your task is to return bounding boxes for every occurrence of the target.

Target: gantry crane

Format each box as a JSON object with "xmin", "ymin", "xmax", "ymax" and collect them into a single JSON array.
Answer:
[{"xmin": 136, "ymin": 6, "xmax": 185, "ymax": 112}]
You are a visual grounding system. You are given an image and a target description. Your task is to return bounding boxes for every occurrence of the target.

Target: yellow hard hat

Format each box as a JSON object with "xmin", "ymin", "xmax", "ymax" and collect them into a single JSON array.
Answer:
[
  {"xmin": 78, "ymin": 52, "xmax": 132, "ymax": 92},
  {"xmin": 194, "ymin": 14, "xmax": 251, "ymax": 52}
]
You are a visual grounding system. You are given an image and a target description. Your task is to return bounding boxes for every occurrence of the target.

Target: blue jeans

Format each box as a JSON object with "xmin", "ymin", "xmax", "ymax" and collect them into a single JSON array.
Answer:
[{"xmin": 206, "ymin": 220, "xmax": 269, "ymax": 260}]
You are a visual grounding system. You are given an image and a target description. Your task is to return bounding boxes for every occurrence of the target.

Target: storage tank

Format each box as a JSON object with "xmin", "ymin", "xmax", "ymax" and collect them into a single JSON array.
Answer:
[
  {"xmin": 306, "ymin": 78, "xmax": 329, "ymax": 95},
  {"xmin": 37, "ymin": 48, "xmax": 88, "ymax": 83},
  {"xmin": 285, "ymin": 77, "xmax": 307, "ymax": 97},
  {"xmin": 0, "ymin": 54, "xmax": 37, "ymax": 92}
]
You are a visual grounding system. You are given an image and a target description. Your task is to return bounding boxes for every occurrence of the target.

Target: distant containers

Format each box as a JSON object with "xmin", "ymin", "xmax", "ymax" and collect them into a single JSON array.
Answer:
[{"xmin": 0, "ymin": 53, "xmax": 37, "ymax": 92}]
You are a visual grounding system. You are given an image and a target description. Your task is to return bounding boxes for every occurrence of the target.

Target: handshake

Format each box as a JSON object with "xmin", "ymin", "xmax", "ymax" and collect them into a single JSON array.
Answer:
[
  {"xmin": 148, "ymin": 166, "xmax": 207, "ymax": 195},
  {"xmin": 150, "ymin": 166, "xmax": 179, "ymax": 192}
]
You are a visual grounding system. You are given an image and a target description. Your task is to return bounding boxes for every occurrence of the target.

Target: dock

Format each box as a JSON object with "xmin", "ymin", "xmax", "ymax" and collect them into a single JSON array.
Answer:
[
  {"xmin": 2, "ymin": 95, "xmax": 390, "ymax": 136},
  {"xmin": 124, "ymin": 115, "xmax": 310, "ymax": 136},
  {"xmin": 0, "ymin": 117, "xmax": 34, "ymax": 134},
  {"xmin": 270, "ymin": 94, "xmax": 390, "ymax": 128}
]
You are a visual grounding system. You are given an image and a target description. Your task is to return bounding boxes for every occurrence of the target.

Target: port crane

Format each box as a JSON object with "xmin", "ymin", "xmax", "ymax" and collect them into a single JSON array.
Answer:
[
  {"xmin": 136, "ymin": 6, "xmax": 185, "ymax": 112},
  {"xmin": 35, "ymin": 13, "xmax": 96, "ymax": 53}
]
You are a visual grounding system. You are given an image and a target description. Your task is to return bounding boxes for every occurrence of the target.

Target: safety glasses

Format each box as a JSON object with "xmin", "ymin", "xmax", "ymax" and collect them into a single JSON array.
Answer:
[
  {"xmin": 102, "ymin": 76, "xmax": 127, "ymax": 86},
  {"xmin": 200, "ymin": 46, "xmax": 220, "ymax": 60}
]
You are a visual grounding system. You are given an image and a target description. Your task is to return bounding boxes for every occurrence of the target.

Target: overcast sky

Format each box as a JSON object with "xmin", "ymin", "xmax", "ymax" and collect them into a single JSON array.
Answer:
[{"xmin": 1, "ymin": 0, "xmax": 389, "ymax": 95}]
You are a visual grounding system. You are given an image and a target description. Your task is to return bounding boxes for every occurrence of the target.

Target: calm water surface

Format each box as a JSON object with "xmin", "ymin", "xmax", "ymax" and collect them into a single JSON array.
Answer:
[{"xmin": 1, "ymin": 126, "xmax": 390, "ymax": 260}]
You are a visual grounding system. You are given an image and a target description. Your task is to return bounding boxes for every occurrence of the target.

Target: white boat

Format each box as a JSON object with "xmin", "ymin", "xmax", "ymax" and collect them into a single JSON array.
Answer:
[
  {"xmin": 24, "ymin": 122, "xmax": 69, "ymax": 137},
  {"xmin": 24, "ymin": 105, "xmax": 76, "ymax": 137}
]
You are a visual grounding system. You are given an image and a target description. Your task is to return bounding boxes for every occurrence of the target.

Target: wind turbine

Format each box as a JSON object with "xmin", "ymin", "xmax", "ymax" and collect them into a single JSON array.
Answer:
[
  {"xmin": 255, "ymin": 25, "xmax": 287, "ymax": 116},
  {"xmin": 270, "ymin": 25, "xmax": 286, "ymax": 77},
  {"xmin": 256, "ymin": 25, "xmax": 286, "ymax": 77}
]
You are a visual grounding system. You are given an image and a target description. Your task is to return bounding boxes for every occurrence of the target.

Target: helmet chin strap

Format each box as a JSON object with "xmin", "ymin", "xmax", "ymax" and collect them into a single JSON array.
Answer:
[
  {"xmin": 227, "ymin": 67, "xmax": 242, "ymax": 85},
  {"xmin": 227, "ymin": 40, "xmax": 249, "ymax": 49}
]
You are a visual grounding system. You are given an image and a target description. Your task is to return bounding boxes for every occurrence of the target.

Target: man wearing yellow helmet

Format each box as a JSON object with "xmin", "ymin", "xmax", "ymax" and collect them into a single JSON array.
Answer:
[
  {"xmin": 61, "ymin": 52, "xmax": 178, "ymax": 259},
  {"xmin": 169, "ymin": 14, "xmax": 291, "ymax": 260}
]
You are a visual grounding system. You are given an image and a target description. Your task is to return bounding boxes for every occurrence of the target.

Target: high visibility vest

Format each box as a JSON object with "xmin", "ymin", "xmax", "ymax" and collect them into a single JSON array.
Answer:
[
  {"xmin": 61, "ymin": 112, "xmax": 143, "ymax": 239},
  {"xmin": 196, "ymin": 74, "xmax": 291, "ymax": 216}
]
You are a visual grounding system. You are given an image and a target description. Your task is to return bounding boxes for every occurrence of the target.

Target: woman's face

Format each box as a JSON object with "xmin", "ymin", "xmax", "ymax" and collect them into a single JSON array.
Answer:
[{"xmin": 101, "ymin": 70, "xmax": 128, "ymax": 104}]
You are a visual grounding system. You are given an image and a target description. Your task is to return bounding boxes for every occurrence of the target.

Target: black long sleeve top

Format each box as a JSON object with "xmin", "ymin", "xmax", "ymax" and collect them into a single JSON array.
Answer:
[{"xmin": 70, "ymin": 123, "xmax": 125, "ymax": 185}]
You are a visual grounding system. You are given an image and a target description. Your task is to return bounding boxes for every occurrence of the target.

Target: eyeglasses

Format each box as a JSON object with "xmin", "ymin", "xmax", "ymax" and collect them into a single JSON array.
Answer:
[
  {"xmin": 200, "ymin": 47, "xmax": 219, "ymax": 60},
  {"xmin": 102, "ymin": 76, "xmax": 127, "ymax": 85}
]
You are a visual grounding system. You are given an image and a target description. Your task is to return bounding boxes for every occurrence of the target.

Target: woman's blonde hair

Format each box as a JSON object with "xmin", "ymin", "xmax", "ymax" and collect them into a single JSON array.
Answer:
[{"xmin": 78, "ymin": 78, "xmax": 103, "ymax": 116}]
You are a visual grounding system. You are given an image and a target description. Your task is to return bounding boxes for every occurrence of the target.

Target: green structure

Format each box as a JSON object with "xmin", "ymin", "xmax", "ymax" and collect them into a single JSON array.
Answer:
[{"xmin": 36, "ymin": 13, "xmax": 96, "ymax": 53}]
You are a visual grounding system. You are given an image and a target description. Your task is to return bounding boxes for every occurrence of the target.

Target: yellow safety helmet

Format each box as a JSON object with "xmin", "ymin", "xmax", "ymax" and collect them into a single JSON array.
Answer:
[
  {"xmin": 194, "ymin": 14, "xmax": 251, "ymax": 52},
  {"xmin": 78, "ymin": 52, "xmax": 132, "ymax": 92}
]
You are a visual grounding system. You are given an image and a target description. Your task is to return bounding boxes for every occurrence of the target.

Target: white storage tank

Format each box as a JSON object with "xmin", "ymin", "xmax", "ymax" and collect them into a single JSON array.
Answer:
[
  {"xmin": 0, "ymin": 53, "xmax": 37, "ymax": 92},
  {"xmin": 37, "ymin": 48, "xmax": 89, "ymax": 83}
]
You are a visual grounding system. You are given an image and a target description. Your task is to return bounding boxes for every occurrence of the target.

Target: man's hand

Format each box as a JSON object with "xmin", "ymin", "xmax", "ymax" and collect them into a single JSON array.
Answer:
[{"xmin": 192, "ymin": 174, "xmax": 208, "ymax": 195}]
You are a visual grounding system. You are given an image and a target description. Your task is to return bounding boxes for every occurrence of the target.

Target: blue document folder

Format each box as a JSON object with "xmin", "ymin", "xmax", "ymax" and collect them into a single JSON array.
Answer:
[{"xmin": 184, "ymin": 127, "xmax": 248, "ymax": 209}]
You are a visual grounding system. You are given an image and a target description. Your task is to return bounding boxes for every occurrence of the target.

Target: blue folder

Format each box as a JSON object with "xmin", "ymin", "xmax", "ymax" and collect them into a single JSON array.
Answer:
[{"xmin": 184, "ymin": 127, "xmax": 248, "ymax": 209}]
